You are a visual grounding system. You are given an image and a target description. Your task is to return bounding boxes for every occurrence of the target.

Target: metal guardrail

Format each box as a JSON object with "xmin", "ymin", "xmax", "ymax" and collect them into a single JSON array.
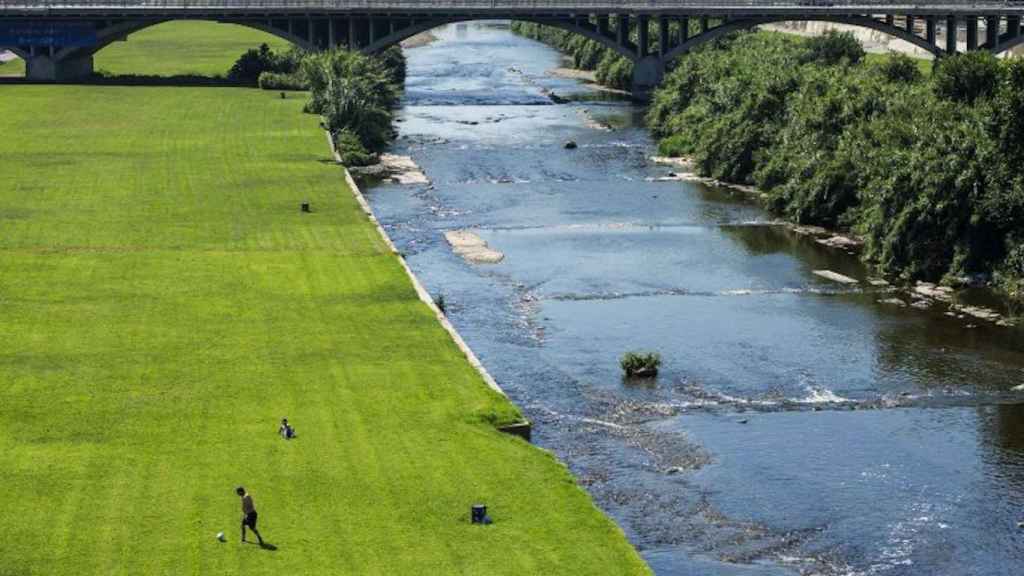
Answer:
[{"xmin": 1, "ymin": 0, "xmax": 1023, "ymax": 9}]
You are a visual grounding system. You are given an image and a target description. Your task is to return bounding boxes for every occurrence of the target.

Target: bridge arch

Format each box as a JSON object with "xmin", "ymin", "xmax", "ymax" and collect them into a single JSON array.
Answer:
[
  {"xmin": 361, "ymin": 17, "xmax": 639, "ymax": 63},
  {"xmin": 990, "ymin": 33, "xmax": 1024, "ymax": 55},
  {"xmin": 5, "ymin": 45, "xmax": 28, "ymax": 61},
  {"xmin": 49, "ymin": 18, "xmax": 312, "ymax": 65},
  {"xmin": 663, "ymin": 16, "xmax": 944, "ymax": 64}
]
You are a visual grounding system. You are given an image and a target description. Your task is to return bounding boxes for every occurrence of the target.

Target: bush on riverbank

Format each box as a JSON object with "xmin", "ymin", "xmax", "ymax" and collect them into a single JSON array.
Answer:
[
  {"xmin": 227, "ymin": 43, "xmax": 306, "ymax": 83},
  {"xmin": 230, "ymin": 45, "xmax": 407, "ymax": 159},
  {"xmin": 511, "ymin": 19, "xmax": 718, "ymax": 92},
  {"xmin": 303, "ymin": 49, "xmax": 399, "ymax": 154},
  {"xmin": 648, "ymin": 30, "xmax": 1024, "ymax": 295},
  {"xmin": 511, "ymin": 20, "xmax": 639, "ymax": 90}
]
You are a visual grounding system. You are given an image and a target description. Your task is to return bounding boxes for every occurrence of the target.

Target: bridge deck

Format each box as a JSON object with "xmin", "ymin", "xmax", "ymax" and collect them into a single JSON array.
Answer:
[{"xmin": 1, "ymin": 1, "xmax": 1024, "ymax": 18}]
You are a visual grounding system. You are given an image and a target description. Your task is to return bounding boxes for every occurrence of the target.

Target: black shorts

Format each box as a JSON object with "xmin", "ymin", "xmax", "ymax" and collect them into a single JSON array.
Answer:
[{"xmin": 243, "ymin": 512, "xmax": 258, "ymax": 529}]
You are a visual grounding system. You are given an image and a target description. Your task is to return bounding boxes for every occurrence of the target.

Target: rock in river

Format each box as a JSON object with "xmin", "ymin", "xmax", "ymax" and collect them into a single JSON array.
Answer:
[{"xmin": 445, "ymin": 230, "xmax": 504, "ymax": 264}]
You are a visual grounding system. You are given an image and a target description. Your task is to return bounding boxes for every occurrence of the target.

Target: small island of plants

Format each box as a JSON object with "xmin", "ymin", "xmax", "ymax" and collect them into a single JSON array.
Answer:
[{"xmin": 620, "ymin": 352, "xmax": 662, "ymax": 378}]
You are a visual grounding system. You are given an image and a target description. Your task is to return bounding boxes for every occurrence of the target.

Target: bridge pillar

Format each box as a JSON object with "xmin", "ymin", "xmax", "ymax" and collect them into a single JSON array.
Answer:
[
  {"xmin": 679, "ymin": 17, "xmax": 689, "ymax": 43},
  {"xmin": 926, "ymin": 17, "xmax": 936, "ymax": 46},
  {"xmin": 1010, "ymin": 16, "xmax": 1022, "ymax": 41},
  {"xmin": 637, "ymin": 15, "xmax": 649, "ymax": 58},
  {"xmin": 946, "ymin": 15, "xmax": 959, "ymax": 54},
  {"xmin": 597, "ymin": 15, "xmax": 610, "ymax": 37},
  {"xmin": 905, "ymin": 15, "xmax": 915, "ymax": 34},
  {"xmin": 617, "ymin": 14, "xmax": 629, "ymax": 48},
  {"xmin": 700, "ymin": 16, "xmax": 709, "ymax": 34},
  {"xmin": 658, "ymin": 16, "xmax": 669, "ymax": 55},
  {"xmin": 25, "ymin": 53, "xmax": 93, "ymax": 82},
  {"xmin": 986, "ymin": 16, "xmax": 999, "ymax": 50},
  {"xmin": 966, "ymin": 16, "xmax": 978, "ymax": 51},
  {"xmin": 631, "ymin": 55, "xmax": 664, "ymax": 101}
]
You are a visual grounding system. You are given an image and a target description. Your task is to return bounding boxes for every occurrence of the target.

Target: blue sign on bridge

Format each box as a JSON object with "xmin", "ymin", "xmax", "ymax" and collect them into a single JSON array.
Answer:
[{"xmin": 0, "ymin": 22, "xmax": 96, "ymax": 47}]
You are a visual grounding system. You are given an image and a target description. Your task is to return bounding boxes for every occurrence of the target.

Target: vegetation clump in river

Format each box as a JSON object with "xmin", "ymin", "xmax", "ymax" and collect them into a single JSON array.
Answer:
[{"xmin": 621, "ymin": 352, "xmax": 662, "ymax": 378}]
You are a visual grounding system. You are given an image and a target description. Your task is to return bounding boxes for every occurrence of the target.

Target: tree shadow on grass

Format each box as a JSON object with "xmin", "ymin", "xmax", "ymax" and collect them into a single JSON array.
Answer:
[
  {"xmin": 0, "ymin": 74, "xmax": 247, "ymax": 87},
  {"xmin": 86, "ymin": 73, "xmax": 244, "ymax": 87}
]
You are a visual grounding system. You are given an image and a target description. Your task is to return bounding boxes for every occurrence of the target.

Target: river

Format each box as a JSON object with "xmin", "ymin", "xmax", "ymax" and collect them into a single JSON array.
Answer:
[{"xmin": 364, "ymin": 23, "xmax": 1024, "ymax": 575}]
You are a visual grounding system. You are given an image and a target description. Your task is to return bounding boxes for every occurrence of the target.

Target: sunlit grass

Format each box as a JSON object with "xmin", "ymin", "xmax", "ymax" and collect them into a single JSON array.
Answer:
[
  {"xmin": 95, "ymin": 20, "xmax": 291, "ymax": 77},
  {"xmin": 0, "ymin": 23, "xmax": 650, "ymax": 576},
  {"xmin": 0, "ymin": 53, "xmax": 24, "ymax": 77}
]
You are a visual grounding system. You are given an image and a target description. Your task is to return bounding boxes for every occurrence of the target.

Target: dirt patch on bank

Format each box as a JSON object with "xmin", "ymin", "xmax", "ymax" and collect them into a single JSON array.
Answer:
[{"xmin": 401, "ymin": 31, "xmax": 439, "ymax": 49}]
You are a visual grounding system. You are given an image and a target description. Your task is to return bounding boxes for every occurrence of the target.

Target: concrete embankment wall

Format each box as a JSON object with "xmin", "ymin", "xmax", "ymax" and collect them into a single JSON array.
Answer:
[{"xmin": 326, "ymin": 132, "xmax": 532, "ymax": 440}]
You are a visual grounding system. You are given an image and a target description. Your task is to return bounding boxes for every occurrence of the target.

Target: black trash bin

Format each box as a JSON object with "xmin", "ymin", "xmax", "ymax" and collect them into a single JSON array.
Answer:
[{"xmin": 471, "ymin": 504, "xmax": 487, "ymax": 524}]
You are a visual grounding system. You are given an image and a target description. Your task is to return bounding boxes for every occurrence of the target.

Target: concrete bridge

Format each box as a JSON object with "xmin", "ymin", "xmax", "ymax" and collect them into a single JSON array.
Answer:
[{"xmin": 2, "ymin": 1, "xmax": 1024, "ymax": 94}]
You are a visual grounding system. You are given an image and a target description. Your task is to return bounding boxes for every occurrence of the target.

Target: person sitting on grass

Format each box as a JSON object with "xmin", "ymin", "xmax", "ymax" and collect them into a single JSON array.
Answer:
[
  {"xmin": 236, "ymin": 486, "xmax": 264, "ymax": 545},
  {"xmin": 279, "ymin": 418, "xmax": 295, "ymax": 439}
]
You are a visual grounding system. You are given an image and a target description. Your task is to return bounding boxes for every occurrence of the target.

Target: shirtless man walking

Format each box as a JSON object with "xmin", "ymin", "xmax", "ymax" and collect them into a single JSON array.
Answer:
[{"xmin": 236, "ymin": 486, "xmax": 265, "ymax": 545}]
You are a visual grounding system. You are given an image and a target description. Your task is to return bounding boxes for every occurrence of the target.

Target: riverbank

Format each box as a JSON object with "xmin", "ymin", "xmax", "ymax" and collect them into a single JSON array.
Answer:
[
  {"xmin": 650, "ymin": 156, "xmax": 1017, "ymax": 327},
  {"xmin": 0, "ymin": 23, "xmax": 650, "ymax": 576},
  {"xmin": 401, "ymin": 30, "xmax": 439, "ymax": 49}
]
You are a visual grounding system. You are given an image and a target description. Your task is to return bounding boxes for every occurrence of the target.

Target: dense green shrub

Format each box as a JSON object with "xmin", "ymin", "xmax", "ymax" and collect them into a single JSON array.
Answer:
[
  {"xmin": 257, "ymin": 71, "xmax": 308, "ymax": 91},
  {"xmin": 801, "ymin": 30, "xmax": 865, "ymax": 66},
  {"xmin": 228, "ymin": 44, "xmax": 306, "ymax": 84},
  {"xmin": 377, "ymin": 45, "xmax": 408, "ymax": 86},
  {"xmin": 595, "ymin": 53, "xmax": 633, "ymax": 90},
  {"xmin": 303, "ymin": 49, "xmax": 399, "ymax": 153},
  {"xmin": 933, "ymin": 50, "xmax": 1002, "ymax": 104},
  {"xmin": 231, "ymin": 43, "xmax": 405, "ymax": 163},
  {"xmin": 334, "ymin": 129, "xmax": 377, "ymax": 167},
  {"xmin": 511, "ymin": 18, "xmax": 708, "ymax": 92},
  {"xmin": 874, "ymin": 51, "xmax": 925, "ymax": 84}
]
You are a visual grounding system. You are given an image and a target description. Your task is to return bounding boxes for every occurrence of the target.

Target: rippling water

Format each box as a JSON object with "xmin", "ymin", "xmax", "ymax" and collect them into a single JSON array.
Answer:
[{"xmin": 366, "ymin": 23, "xmax": 1024, "ymax": 575}]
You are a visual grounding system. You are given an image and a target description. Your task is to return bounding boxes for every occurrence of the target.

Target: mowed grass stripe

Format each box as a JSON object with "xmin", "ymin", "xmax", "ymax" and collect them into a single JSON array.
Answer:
[{"xmin": 0, "ymin": 78, "xmax": 649, "ymax": 573}]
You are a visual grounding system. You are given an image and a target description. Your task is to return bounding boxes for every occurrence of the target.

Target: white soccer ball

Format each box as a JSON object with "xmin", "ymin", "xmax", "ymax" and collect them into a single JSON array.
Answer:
[{"xmin": 216, "ymin": 531, "xmax": 225, "ymax": 542}]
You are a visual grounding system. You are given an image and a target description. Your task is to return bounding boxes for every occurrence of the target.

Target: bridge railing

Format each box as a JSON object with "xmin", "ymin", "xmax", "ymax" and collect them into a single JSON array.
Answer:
[{"xmin": 2, "ymin": 0, "xmax": 1024, "ymax": 10}]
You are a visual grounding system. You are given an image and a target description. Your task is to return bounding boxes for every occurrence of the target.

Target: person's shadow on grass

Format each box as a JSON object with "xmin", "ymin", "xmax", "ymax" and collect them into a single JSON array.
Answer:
[{"xmin": 244, "ymin": 541, "xmax": 279, "ymax": 551}]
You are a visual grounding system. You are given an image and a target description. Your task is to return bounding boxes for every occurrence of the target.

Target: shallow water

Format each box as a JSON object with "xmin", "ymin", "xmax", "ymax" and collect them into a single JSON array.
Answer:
[{"xmin": 367, "ymin": 23, "xmax": 1024, "ymax": 575}]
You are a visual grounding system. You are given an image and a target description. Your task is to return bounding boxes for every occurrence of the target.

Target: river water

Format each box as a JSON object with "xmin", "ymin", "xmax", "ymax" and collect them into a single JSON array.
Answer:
[{"xmin": 365, "ymin": 23, "xmax": 1024, "ymax": 575}]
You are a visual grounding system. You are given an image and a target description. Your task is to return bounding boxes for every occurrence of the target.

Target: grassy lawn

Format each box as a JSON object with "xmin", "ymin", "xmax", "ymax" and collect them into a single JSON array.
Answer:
[
  {"xmin": 0, "ymin": 25, "xmax": 649, "ymax": 576},
  {"xmin": 95, "ymin": 20, "xmax": 291, "ymax": 77},
  {"xmin": 0, "ymin": 54, "xmax": 24, "ymax": 77}
]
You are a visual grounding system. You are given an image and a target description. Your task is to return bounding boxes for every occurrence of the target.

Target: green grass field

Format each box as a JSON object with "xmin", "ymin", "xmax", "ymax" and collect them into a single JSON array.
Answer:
[
  {"xmin": 0, "ymin": 53, "xmax": 24, "ymax": 77},
  {"xmin": 0, "ymin": 21, "xmax": 288, "ymax": 79},
  {"xmin": 0, "ymin": 23, "xmax": 650, "ymax": 576},
  {"xmin": 95, "ymin": 21, "xmax": 291, "ymax": 76},
  {"xmin": 864, "ymin": 51, "xmax": 935, "ymax": 75}
]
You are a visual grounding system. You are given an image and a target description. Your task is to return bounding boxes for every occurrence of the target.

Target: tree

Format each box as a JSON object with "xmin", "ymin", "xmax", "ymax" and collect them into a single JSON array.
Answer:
[
  {"xmin": 303, "ymin": 50, "xmax": 398, "ymax": 153},
  {"xmin": 875, "ymin": 52, "xmax": 923, "ymax": 84},
  {"xmin": 933, "ymin": 51, "xmax": 1003, "ymax": 104},
  {"xmin": 802, "ymin": 30, "xmax": 865, "ymax": 66}
]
